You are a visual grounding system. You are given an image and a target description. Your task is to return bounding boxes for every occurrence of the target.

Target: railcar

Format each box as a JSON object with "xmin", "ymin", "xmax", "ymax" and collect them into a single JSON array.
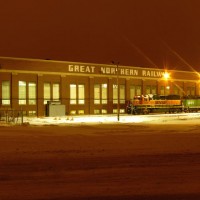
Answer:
[
  {"xmin": 182, "ymin": 97, "xmax": 200, "ymax": 113},
  {"xmin": 126, "ymin": 95, "xmax": 200, "ymax": 115}
]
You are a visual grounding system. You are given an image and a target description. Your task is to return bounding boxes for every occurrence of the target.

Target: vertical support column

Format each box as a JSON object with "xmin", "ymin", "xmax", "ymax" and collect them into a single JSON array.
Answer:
[
  {"xmin": 37, "ymin": 74, "xmax": 44, "ymax": 117},
  {"xmin": 165, "ymin": 80, "xmax": 170, "ymax": 96},
  {"xmin": 125, "ymin": 78, "xmax": 130, "ymax": 102},
  {"xmin": 196, "ymin": 81, "xmax": 200, "ymax": 96},
  {"xmin": 169, "ymin": 81, "xmax": 173, "ymax": 94},
  {"xmin": 157, "ymin": 80, "xmax": 160, "ymax": 95},
  {"xmin": 65, "ymin": 77, "xmax": 70, "ymax": 115},
  {"xmin": 183, "ymin": 82, "xmax": 186, "ymax": 96},
  {"xmin": 89, "ymin": 77, "xmax": 94, "ymax": 114},
  {"xmin": 11, "ymin": 73, "xmax": 18, "ymax": 110},
  {"xmin": 60, "ymin": 75, "xmax": 67, "ymax": 115},
  {"xmin": 108, "ymin": 78, "xmax": 113, "ymax": 114},
  {"xmin": 142, "ymin": 79, "xmax": 145, "ymax": 95}
]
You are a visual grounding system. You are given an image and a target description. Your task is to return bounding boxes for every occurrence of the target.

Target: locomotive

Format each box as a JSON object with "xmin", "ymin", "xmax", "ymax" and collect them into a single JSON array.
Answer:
[{"xmin": 126, "ymin": 94, "xmax": 200, "ymax": 115}]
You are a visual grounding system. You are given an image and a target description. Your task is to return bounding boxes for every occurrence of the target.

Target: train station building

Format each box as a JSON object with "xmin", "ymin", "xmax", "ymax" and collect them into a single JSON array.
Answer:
[{"xmin": 0, "ymin": 56, "xmax": 199, "ymax": 117}]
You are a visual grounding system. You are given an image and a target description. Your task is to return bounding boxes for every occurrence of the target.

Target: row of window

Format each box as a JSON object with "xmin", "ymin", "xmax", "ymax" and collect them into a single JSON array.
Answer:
[
  {"xmin": 6, "ymin": 108, "xmax": 126, "ymax": 116},
  {"xmin": 1, "ymin": 81, "xmax": 124, "ymax": 105},
  {"xmin": 1, "ymin": 80, "xmax": 196, "ymax": 105},
  {"xmin": 70, "ymin": 109, "xmax": 126, "ymax": 115}
]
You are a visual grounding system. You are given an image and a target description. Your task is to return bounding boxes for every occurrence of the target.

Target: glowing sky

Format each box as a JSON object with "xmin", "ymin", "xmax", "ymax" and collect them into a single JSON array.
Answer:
[{"xmin": 1, "ymin": 0, "xmax": 200, "ymax": 71}]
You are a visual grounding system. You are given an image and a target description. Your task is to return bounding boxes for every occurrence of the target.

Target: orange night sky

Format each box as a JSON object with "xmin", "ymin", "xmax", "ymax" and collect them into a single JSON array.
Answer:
[{"xmin": 1, "ymin": 0, "xmax": 200, "ymax": 71}]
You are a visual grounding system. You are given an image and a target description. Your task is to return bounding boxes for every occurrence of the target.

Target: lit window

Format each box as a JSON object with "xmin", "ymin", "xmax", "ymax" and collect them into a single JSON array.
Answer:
[
  {"xmin": 78, "ymin": 110, "xmax": 84, "ymax": 114},
  {"xmin": 120, "ymin": 85, "xmax": 125, "ymax": 104},
  {"xmin": 145, "ymin": 85, "xmax": 156, "ymax": 96},
  {"xmin": 187, "ymin": 87, "xmax": 195, "ymax": 96},
  {"xmin": 28, "ymin": 82, "xmax": 36, "ymax": 105},
  {"xmin": 102, "ymin": 109, "xmax": 107, "ymax": 114},
  {"xmin": 151, "ymin": 86, "xmax": 157, "ymax": 94},
  {"xmin": 160, "ymin": 86, "xmax": 165, "ymax": 95},
  {"xmin": 146, "ymin": 86, "xmax": 151, "ymax": 95},
  {"xmin": 70, "ymin": 110, "xmax": 76, "ymax": 115},
  {"xmin": 94, "ymin": 109, "xmax": 100, "ymax": 114},
  {"xmin": 44, "ymin": 83, "xmax": 51, "ymax": 104},
  {"xmin": 102, "ymin": 84, "xmax": 107, "ymax": 104},
  {"xmin": 2, "ymin": 81, "xmax": 10, "ymax": 105},
  {"xmin": 120, "ymin": 109, "xmax": 125, "ymax": 114},
  {"xmin": 113, "ymin": 109, "xmax": 118, "ymax": 114},
  {"xmin": 70, "ymin": 84, "xmax": 77, "ymax": 104},
  {"xmin": 94, "ymin": 84, "xmax": 107, "ymax": 104},
  {"xmin": 113, "ymin": 84, "xmax": 125, "ymax": 104},
  {"xmin": 19, "ymin": 81, "xmax": 26, "ymax": 105},
  {"xmin": 113, "ymin": 84, "xmax": 118, "ymax": 104},
  {"xmin": 136, "ymin": 86, "xmax": 142, "ymax": 96},
  {"xmin": 28, "ymin": 111, "xmax": 36, "ymax": 116},
  {"xmin": 130, "ymin": 85, "xmax": 135, "ymax": 100},
  {"xmin": 53, "ymin": 83, "xmax": 60, "ymax": 101},
  {"xmin": 94, "ymin": 84, "xmax": 100, "ymax": 104},
  {"xmin": 78, "ymin": 84, "xmax": 85, "ymax": 104},
  {"xmin": 113, "ymin": 109, "xmax": 124, "ymax": 114},
  {"xmin": 70, "ymin": 84, "xmax": 85, "ymax": 104}
]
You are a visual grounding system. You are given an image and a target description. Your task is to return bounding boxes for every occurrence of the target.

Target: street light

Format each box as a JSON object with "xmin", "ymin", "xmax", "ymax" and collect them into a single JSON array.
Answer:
[
  {"xmin": 163, "ymin": 72, "xmax": 170, "ymax": 96},
  {"xmin": 112, "ymin": 61, "xmax": 120, "ymax": 121},
  {"xmin": 163, "ymin": 72, "xmax": 170, "ymax": 80}
]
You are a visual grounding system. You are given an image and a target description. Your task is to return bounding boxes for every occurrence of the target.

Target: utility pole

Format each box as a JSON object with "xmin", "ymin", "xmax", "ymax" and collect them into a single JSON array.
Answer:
[{"xmin": 112, "ymin": 61, "xmax": 120, "ymax": 121}]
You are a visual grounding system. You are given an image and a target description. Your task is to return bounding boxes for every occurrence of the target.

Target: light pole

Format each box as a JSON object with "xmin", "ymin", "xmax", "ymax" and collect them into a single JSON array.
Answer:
[{"xmin": 112, "ymin": 61, "xmax": 120, "ymax": 121}]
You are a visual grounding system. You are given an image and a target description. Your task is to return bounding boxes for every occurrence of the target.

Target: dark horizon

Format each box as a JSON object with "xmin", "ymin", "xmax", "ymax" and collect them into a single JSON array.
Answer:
[{"xmin": 1, "ymin": 0, "xmax": 200, "ymax": 72}]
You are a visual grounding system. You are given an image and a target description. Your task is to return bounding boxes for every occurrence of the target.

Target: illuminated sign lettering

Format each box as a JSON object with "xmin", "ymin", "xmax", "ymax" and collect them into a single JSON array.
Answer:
[
  {"xmin": 120, "ymin": 68, "xmax": 138, "ymax": 76},
  {"xmin": 68, "ymin": 65, "xmax": 95, "ymax": 73},
  {"xmin": 100, "ymin": 67, "xmax": 116, "ymax": 74},
  {"xmin": 68, "ymin": 64, "xmax": 165, "ymax": 78},
  {"xmin": 142, "ymin": 70, "xmax": 164, "ymax": 77}
]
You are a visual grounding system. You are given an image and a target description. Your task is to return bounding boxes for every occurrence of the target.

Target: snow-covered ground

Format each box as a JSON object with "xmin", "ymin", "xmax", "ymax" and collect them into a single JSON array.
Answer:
[
  {"xmin": 1, "ymin": 112, "xmax": 200, "ymax": 126},
  {"xmin": 22, "ymin": 112, "xmax": 200, "ymax": 125}
]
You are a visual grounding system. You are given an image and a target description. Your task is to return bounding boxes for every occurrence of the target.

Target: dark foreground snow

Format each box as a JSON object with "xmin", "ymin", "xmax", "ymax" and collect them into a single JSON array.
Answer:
[{"xmin": 1, "ymin": 116, "xmax": 200, "ymax": 200}]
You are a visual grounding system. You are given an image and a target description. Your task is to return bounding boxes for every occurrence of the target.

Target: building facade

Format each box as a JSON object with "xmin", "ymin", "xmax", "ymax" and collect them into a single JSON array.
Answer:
[{"xmin": 0, "ymin": 57, "xmax": 200, "ymax": 117}]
